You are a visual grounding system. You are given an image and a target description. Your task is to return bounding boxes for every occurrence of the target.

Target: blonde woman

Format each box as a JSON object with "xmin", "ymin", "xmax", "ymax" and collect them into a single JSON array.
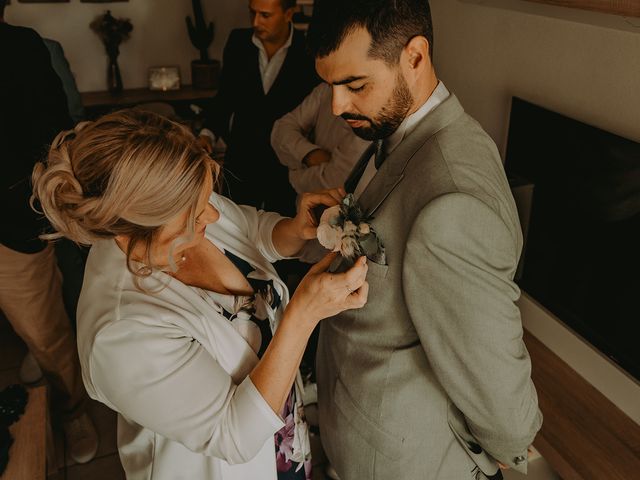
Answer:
[{"xmin": 31, "ymin": 110, "xmax": 368, "ymax": 480}]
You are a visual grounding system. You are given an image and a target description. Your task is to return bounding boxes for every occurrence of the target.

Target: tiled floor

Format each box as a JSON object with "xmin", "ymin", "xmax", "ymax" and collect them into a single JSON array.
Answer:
[
  {"xmin": 2, "ymin": 313, "xmax": 559, "ymax": 480},
  {"xmin": 0, "ymin": 314, "xmax": 125, "ymax": 479}
]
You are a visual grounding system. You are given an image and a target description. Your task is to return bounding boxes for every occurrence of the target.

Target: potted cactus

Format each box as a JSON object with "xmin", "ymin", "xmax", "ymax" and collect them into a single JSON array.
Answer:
[{"xmin": 186, "ymin": 0, "xmax": 220, "ymax": 89}]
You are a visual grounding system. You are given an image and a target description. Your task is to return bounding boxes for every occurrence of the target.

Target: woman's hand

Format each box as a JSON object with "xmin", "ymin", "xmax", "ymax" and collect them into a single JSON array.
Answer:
[
  {"xmin": 272, "ymin": 188, "xmax": 346, "ymax": 257},
  {"xmin": 250, "ymin": 253, "xmax": 368, "ymax": 415},
  {"xmin": 287, "ymin": 253, "xmax": 369, "ymax": 329},
  {"xmin": 293, "ymin": 188, "xmax": 346, "ymax": 240}
]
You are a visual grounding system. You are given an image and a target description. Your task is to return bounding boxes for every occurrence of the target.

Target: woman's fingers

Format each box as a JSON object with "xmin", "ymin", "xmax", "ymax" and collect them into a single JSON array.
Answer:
[
  {"xmin": 305, "ymin": 192, "xmax": 341, "ymax": 209},
  {"xmin": 346, "ymin": 280, "xmax": 369, "ymax": 309},
  {"xmin": 325, "ymin": 188, "xmax": 345, "ymax": 204},
  {"xmin": 339, "ymin": 257, "xmax": 368, "ymax": 292},
  {"xmin": 300, "ymin": 188, "xmax": 345, "ymax": 210},
  {"xmin": 309, "ymin": 252, "xmax": 339, "ymax": 274}
]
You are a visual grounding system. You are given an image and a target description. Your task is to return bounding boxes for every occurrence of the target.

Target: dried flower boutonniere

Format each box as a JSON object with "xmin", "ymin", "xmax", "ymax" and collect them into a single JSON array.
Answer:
[{"xmin": 316, "ymin": 194, "xmax": 385, "ymax": 267}]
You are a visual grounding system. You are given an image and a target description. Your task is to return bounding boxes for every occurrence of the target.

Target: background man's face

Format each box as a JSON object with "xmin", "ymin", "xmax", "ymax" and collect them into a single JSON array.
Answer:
[
  {"xmin": 316, "ymin": 28, "xmax": 414, "ymax": 141},
  {"xmin": 249, "ymin": 0, "xmax": 293, "ymax": 43}
]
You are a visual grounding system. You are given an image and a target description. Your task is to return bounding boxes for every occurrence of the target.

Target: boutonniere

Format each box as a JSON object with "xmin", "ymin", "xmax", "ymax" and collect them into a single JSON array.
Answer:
[{"xmin": 316, "ymin": 194, "xmax": 386, "ymax": 266}]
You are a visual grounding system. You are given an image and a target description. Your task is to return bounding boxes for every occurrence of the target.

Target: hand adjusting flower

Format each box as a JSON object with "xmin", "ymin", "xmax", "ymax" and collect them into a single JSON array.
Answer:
[{"xmin": 316, "ymin": 194, "xmax": 385, "ymax": 266}]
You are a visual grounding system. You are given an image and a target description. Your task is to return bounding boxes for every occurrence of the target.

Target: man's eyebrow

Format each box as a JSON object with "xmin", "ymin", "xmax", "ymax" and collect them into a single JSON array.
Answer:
[{"xmin": 332, "ymin": 75, "xmax": 368, "ymax": 86}]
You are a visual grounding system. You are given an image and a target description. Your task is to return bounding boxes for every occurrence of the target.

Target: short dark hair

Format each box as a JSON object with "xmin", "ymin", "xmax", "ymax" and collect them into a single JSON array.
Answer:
[
  {"xmin": 281, "ymin": 0, "xmax": 296, "ymax": 11},
  {"xmin": 307, "ymin": 0, "xmax": 434, "ymax": 64},
  {"xmin": 0, "ymin": 0, "xmax": 7, "ymax": 17}
]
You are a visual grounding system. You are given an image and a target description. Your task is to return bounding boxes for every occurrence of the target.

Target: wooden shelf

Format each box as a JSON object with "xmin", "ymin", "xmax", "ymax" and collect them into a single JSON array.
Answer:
[
  {"xmin": 524, "ymin": 330, "xmax": 640, "ymax": 479},
  {"xmin": 81, "ymin": 85, "xmax": 216, "ymax": 109}
]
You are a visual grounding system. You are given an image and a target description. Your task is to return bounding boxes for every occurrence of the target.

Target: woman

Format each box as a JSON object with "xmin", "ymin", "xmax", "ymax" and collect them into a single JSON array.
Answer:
[{"xmin": 31, "ymin": 110, "xmax": 368, "ymax": 480}]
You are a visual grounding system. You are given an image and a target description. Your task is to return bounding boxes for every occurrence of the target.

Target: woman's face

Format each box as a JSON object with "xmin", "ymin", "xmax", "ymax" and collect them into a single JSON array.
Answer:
[{"xmin": 151, "ymin": 172, "xmax": 219, "ymax": 266}]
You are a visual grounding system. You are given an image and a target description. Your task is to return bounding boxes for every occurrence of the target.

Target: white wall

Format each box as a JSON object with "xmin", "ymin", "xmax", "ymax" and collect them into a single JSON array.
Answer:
[
  {"xmin": 4, "ymin": 0, "xmax": 250, "ymax": 92},
  {"xmin": 431, "ymin": 0, "xmax": 640, "ymax": 155},
  {"xmin": 429, "ymin": 0, "xmax": 640, "ymax": 422}
]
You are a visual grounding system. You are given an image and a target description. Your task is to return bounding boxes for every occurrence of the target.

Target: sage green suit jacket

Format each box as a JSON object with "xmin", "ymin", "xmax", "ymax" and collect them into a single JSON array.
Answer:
[{"xmin": 317, "ymin": 95, "xmax": 542, "ymax": 480}]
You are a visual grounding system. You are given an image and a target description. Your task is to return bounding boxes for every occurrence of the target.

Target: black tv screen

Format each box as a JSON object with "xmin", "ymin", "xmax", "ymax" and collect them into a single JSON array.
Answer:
[{"xmin": 505, "ymin": 97, "xmax": 640, "ymax": 381}]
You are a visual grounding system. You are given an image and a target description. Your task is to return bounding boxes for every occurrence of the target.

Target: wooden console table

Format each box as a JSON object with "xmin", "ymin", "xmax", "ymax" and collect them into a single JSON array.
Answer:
[
  {"xmin": 524, "ymin": 331, "xmax": 640, "ymax": 479},
  {"xmin": 81, "ymin": 85, "xmax": 216, "ymax": 119}
]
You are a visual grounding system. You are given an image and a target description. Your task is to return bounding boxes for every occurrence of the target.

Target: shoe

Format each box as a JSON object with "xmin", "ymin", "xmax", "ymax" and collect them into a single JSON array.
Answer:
[
  {"xmin": 63, "ymin": 412, "xmax": 99, "ymax": 464},
  {"xmin": 19, "ymin": 352, "xmax": 43, "ymax": 384}
]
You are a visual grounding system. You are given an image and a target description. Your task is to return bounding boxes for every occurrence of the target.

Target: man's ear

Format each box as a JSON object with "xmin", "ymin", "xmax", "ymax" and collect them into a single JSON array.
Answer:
[
  {"xmin": 284, "ymin": 6, "xmax": 295, "ymax": 23},
  {"xmin": 403, "ymin": 36, "xmax": 431, "ymax": 72}
]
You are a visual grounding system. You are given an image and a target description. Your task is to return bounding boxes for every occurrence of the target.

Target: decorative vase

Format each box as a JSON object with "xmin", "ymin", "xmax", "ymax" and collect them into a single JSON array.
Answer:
[{"xmin": 107, "ymin": 55, "xmax": 123, "ymax": 93}]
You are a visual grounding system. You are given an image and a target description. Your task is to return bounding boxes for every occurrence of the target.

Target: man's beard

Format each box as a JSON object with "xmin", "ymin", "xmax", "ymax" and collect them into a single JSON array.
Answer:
[{"xmin": 341, "ymin": 72, "xmax": 414, "ymax": 141}]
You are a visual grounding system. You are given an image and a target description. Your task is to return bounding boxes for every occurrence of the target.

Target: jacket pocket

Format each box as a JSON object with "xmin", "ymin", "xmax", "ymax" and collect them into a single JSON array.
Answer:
[
  {"xmin": 366, "ymin": 259, "xmax": 389, "ymax": 278},
  {"xmin": 334, "ymin": 377, "xmax": 405, "ymax": 460}
]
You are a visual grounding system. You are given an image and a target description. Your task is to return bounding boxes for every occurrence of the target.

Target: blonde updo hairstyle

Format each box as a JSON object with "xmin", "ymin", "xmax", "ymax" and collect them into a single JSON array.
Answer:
[{"xmin": 32, "ymin": 109, "xmax": 217, "ymax": 279}]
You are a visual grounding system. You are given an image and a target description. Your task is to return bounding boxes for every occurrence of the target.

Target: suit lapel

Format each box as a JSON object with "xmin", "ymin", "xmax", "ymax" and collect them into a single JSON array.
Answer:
[
  {"xmin": 358, "ymin": 94, "xmax": 466, "ymax": 218},
  {"xmin": 344, "ymin": 141, "xmax": 377, "ymax": 193},
  {"xmin": 247, "ymin": 43, "xmax": 265, "ymax": 98}
]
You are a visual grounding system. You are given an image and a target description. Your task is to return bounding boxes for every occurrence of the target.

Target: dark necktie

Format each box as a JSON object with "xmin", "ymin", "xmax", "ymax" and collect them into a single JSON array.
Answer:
[
  {"xmin": 374, "ymin": 138, "xmax": 387, "ymax": 169},
  {"xmin": 344, "ymin": 139, "xmax": 386, "ymax": 194}
]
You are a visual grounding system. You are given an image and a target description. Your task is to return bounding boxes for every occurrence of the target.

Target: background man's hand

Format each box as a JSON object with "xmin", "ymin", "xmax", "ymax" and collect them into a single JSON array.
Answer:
[{"xmin": 303, "ymin": 148, "xmax": 331, "ymax": 167}]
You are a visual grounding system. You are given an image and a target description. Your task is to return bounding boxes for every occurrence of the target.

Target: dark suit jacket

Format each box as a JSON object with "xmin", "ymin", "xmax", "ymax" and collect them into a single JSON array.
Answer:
[
  {"xmin": 204, "ymin": 28, "xmax": 319, "ymax": 216},
  {"xmin": 0, "ymin": 23, "xmax": 72, "ymax": 253}
]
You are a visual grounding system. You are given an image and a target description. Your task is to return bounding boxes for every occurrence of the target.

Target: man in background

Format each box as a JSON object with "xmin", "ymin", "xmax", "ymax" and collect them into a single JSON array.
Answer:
[
  {"xmin": 200, "ymin": 0, "xmax": 319, "ymax": 216},
  {"xmin": 0, "ymin": 1, "xmax": 98, "ymax": 464},
  {"xmin": 271, "ymin": 83, "xmax": 369, "ymax": 196}
]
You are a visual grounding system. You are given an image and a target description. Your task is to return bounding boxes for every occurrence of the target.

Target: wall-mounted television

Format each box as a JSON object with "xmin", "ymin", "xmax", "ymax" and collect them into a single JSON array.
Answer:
[{"xmin": 505, "ymin": 97, "xmax": 640, "ymax": 381}]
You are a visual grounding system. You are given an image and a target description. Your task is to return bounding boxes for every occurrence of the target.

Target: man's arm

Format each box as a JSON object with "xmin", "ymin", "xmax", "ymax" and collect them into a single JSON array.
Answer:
[
  {"xmin": 403, "ymin": 192, "xmax": 542, "ymax": 473},
  {"xmin": 271, "ymin": 83, "xmax": 327, "ymax": 169},
  {"xmin": 288, "ymin": 139, "xmax": 367, "ymax": 194}
]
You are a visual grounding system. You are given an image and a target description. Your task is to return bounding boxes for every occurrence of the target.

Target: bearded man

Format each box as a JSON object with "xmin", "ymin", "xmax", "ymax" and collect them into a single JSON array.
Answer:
[{"xmin": 307, "ymin": 1, "xmax": 542, "ymax": 479}]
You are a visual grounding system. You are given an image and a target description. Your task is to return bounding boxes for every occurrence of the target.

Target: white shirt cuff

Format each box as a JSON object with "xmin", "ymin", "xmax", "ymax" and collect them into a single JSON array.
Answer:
[{"xmin": 199, "ymin": 128, "xmax": 216, "ymax": 142}]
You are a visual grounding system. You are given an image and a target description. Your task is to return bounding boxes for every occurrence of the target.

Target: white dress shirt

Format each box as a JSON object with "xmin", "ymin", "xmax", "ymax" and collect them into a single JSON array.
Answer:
[
  {"xmin": 354, "ymin": 81, "xmax": 451, "ymax": 199},
  {"xmin": 252, "ymin": 24, "xmax": 294, "ymax": 94},
  {"xmin": 271, "ymin": 83, "xmax": 370, "ymax": 194},
  {"xmin": 77, "ymin": 193, "xmax": 309, "ymax": 480}
]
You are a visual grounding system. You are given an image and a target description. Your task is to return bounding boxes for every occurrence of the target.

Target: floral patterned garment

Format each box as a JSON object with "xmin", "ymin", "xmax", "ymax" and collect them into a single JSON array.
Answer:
[{"xmin": 219, "ymin": 251, "xmax": 311, "ymax": 480}]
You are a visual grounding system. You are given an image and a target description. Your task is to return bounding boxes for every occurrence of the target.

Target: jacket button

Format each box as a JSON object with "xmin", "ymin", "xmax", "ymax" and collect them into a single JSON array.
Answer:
[{"xmin": 514, "ymin": 455, "xmax": 526, "ymax": 465}]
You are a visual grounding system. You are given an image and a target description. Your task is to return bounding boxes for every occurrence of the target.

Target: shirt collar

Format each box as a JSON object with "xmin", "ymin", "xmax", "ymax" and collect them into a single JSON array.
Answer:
[
  {"xmin": 251, "ymin": 23, "xmax": 294, "ymax": 57},
  {"xmin": 384, "ymin": 81, "xmax": 450, "ymax": 155}
]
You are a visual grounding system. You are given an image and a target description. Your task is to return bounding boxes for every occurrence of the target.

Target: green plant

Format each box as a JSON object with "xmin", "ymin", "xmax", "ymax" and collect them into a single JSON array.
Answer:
[{"xmin": 186, "ymin": 0, "xmax": 214, "ymax": 62}]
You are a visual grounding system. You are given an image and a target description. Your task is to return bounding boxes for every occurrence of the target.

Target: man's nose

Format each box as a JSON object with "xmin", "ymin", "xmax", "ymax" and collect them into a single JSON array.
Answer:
[{"xmin": 331, "ymin": 87, "xmax": 351, "ymax": 117}]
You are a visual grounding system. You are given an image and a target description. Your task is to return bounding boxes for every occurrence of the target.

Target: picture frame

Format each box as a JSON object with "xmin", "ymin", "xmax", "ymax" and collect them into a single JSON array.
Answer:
[
  {"xmin": 17, "ymin": 0, "xmax": 70, "ymax": 3},
  {"xmin": 148, "ymin": 66, "xmax": 181, "ymax": 92}
]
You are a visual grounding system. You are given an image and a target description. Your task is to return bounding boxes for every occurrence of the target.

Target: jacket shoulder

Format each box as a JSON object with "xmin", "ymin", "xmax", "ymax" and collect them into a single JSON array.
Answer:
[{"xmin": 0, "ymin": 23, "xmax": 45, "ymax": 48}]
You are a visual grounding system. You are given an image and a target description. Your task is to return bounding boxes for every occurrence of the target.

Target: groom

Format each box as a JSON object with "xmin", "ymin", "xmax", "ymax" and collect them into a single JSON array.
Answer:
[{"xmin": 307, "ymin": 1, "xmax": 542, "ymax": 479}]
